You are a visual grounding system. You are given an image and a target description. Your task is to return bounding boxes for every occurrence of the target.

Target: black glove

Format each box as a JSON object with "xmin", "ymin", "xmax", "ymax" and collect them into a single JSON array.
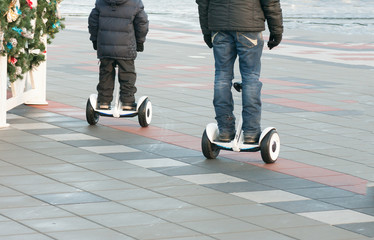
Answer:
[
  {"xmin": 92, "ymin": 41, "xmax": 97, "ymax": 50},
  {"xmin": 203, "ymin": 34, "xmax": 213, "ymax": 48},
  {"xmin": 136, "ymin": 42, "xmax": 144, "ymax": 52},
  {"xmin": 267, "ymin": 33, "xmax": 282, "ymax": 50}
]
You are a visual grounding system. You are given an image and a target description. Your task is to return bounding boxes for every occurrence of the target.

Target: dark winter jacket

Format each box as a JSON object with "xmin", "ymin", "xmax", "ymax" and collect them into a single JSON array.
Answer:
[
  {"xmin": 196, "ymin": 0, "xmax": 283, "ymax": 35},
  {"xmin": 88, "ymin": 0, "xmax": 149, "ymax": 60}
]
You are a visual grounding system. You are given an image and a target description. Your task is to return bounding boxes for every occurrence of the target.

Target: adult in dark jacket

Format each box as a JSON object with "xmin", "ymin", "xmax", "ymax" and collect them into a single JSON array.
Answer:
[
  {"xmin": 196, "ymin": 0, "xmax": 283, "ymax": 143},
  {"xmin": 88, "ymin": 0, "xmax": 148, "ymax": 110}
]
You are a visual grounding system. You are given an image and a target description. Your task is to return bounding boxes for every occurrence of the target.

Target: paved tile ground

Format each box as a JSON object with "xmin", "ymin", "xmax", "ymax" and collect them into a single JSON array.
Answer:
[{"xmin": 1, "ymin": 17, "xmax": 374, "ymax": 239}]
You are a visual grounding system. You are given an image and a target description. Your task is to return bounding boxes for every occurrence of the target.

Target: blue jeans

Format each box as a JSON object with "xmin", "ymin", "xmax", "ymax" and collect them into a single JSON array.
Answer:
[{"xmin": 212, "ymin": 31, "xmax": 264, "ymax": 135}]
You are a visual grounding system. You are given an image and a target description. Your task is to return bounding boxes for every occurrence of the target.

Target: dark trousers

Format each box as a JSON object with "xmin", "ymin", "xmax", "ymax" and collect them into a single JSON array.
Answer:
[{"xmin": 97, "ymin": 58, "xmax": 137, "ymax": 104}]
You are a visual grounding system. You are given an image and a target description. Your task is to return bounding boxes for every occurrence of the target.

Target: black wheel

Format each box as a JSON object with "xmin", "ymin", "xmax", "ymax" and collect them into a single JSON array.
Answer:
[
  {"xmin": 260, "ymin": 129, "xmax": 280, "ymax": 164},
  {"xmin": 201, "ymin": 130, "xmax": 220, "ymax": 159},
  {"xmin": 86, "ymin": 98, "xmax": 99, "ymax": 125},
  {"xmin": 138, "ymin": 98, "xmax": 152, "ymax": 127}
]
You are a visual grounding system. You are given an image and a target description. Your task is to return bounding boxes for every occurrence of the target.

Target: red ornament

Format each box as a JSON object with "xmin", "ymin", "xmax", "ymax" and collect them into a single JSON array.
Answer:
[
  {"xmin": 26, "ymin": 0, "xmax": 33, "ymax": 9},
  {"xmin": 9, "ymin": 56, "xmax": 18, "ymax": 65}
]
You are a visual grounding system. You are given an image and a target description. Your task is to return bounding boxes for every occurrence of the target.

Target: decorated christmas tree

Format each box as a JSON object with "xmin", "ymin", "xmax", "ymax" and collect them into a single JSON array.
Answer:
[{"xmin": 0, "ymin": 0, "xmax": 64, "ymax": 82}]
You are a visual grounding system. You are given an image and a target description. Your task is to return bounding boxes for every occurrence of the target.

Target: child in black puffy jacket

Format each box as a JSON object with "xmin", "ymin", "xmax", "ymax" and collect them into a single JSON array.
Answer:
[{"xmin": 88, "ymin": 0, "xmax": 149, "ymax": 110}]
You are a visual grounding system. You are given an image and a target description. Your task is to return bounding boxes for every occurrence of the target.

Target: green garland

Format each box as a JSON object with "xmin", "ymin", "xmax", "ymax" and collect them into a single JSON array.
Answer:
[{"xmin": 0, "ymin": 0, "xmax": 64, "ymax": 82}]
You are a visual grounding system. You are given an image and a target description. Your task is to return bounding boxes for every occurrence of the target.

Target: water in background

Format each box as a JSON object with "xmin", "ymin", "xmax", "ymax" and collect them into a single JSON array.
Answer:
[{"xmin": 59, "ymin": 0, "xmax": 374, "ymax": 35}]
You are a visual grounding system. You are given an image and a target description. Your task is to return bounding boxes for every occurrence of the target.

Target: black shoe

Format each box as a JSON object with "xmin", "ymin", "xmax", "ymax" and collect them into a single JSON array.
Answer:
[
  {"xmin": 216, "ymin": 131, "xmax": 235, "ymax": 142},
  {"xmin": 122, "ymin": 102, "xmax": 137, "ymax": 111},
  {"xmin": 97, "ymin": 102, "xmax": 111, "ymax": 110},
  {"xmin": 243, "ymin": 132, "xmax": 260, "ymax": 144}
]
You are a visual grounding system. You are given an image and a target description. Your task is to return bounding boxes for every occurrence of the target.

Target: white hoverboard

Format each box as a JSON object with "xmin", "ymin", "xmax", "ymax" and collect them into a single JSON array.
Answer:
[
  {"xmin": 201, "ymin": 82, "xmax": 280, "ymax": 164},
  {"xmin": 85, "ymin": 81, "xmax": 152, "ymax": 127}
]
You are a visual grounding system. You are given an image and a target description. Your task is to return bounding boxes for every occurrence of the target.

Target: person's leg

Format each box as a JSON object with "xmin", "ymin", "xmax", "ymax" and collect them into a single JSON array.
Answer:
[
  {"xmin": 212, "ymin": 31, "xmax": 237, "ymax": 141},
  {"xmin": 97, "ymin": 58, "xmax": 116, "ymax": 109},
  {"xmin": 236, "ymin": 32, "xmax": 264, "ymax": 143},
  {"xmin": 117, "ymin": 59, "xmax": 137, "ymax": 110}
]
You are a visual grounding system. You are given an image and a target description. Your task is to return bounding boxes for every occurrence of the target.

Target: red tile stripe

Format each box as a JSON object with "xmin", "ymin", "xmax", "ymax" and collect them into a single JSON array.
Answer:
[
  {"xmin": 263, "ymin": 89, "xmax": 323, "ymax": 95},
  {"xmin": 263, "ymin": 98, "xmax": 342, "ymax": 112}
]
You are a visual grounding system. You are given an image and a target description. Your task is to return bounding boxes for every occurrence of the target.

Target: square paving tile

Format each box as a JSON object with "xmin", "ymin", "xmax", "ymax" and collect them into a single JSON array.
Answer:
[
  {"xmin": 48, "ymin": 228, "xmax": 134, "ymax": 240},
  {"xmin": 181, "ymin": 218, "xmax": 263, "ymax": 235},
  {"xmin": 321, "ymin": 195, "xmax": 374, "ymax": 209},
  {"xmin": 259, "ymin": 177, "xmax": 326, "ymax": 189},
  {"xmin": 11, "ymin": 123, "xmax": 59, "ymax": 130},
  {"xmin": 287, "ymin": 186, "xmax": 356, "ymax": 199},
  {"xmin": 231, "ymin": 190, "xmax": 310, "ymax": 203},
  {"xmin": 11, "ymin": 182, "xmax": 79, "ymax": 195},
  {"xmin": 149, "ymin": 207, "xmax": 227, "ymax": 223},
  {"xmin": 80, "ymin": 145, "xmax": 140, "ymax": 154},
  {"xmin": 0, "ymin": 233, "xmax": 54, "ymax": 240},
  {"xmin": 6, "ymin": 113, "xmax": 25, "ymax": 119},
  {"xmin": 59, "ymin": 202, "xmax": 134, "ymax": 216},
  {"xmin": 298, "ymin": 210, "xmax": 374, "ymax": 225},
  {"xmin": 126, "ymin": 158, "xmax": 189, "ymax": 168},
  {"xmin": 123, "ymin": 175, "xmax": 192, "ymax": 188},
  {"xmin": 0, "ymin": 166, "xmax": 33, "ymax": 176},
  {"xmin": 355, "ymin": 207, "xmax": 374, "ymax": 216},
  {"xmin": 25, "ymin": 164, "xmax": 86, "ymax": 174},
  {"xmin": 153, "ymin": 184, "xmax": 220, "ymax": 198},
  {"xmin": 15, "ymin": 140, "xmax": 71, "ymax": 150},
  {"xmin": 212, "ymin": 230, "xmax": 296, "ymax": 240},
  {"xmin": 152, "ymin": 237, "xmax": 214, "ymax": 240},
  {"xmin": 104, "ymin": 151, "xmax": 161, "ymax": 160},
  {"xmin": 33, "ymin": 192, "xmax": 108, "ymax": 205},
  {"xmin": 276, "ymin": 224, "xmax": 364, "ymax": 240},
  {"xmin": 61, "ymin": 139, "xmax": 117, "ymax": 147},
  {"xmin": 41, "ymin": 133, "xmax": 99, "ymax": 141},
  {"xmin": 266, "ymin": 199, "xmax": 343, "ymax": 213},
  {"xmin": 100, "ymin": 167, "xmax": 163, "ymax": 180},
  {"xmin": 45, "ymin": 171, "xmax": 111, "ymax": 182},
  {"xmin": 115, "ymin": 222, "xmax": 201, "ymax": 240},
  {"xmin": 208, "ymin": 203, "xmax": 285, "ymax": 218},
  {"xmin": 121, "ymin": 197, "xmax": 193, "ymax": 211},
  {"xmin": 336, "ymin": 222, "xmax": 374, "ymax": 237},
  {"xmin": 151, "ymin": 148, "xmax": 202, "ymax": 158},
  {"xmin": 94, "ymin": 188, "xmax": 164, "ymax": 201},
  {"xmin": 21, "ymin": 216, "xmax": 102, "ymax": 233},
  {"xmin": 178, "ymin": 193, "xmax": 253, "ymax": 207},
  {"xmin": 204, "ymin": 181, "xmax": 275, "ymax": 193},
  {"xmin": 229, "ymin": 168, "xmax": 295, "ymax": 181},
  {"xmin": 244, "ymin": 213, "xmax": 322, "ymax": 229},
  {"xmin": 56, "ymin": 153, "xmax": 115, "ymax": 163},
  {"xmin": 0, "ymin": 221, "xmax": 36, "ymax": 236},
  {"xmin": 0, "ymin": 175, "xmax": 57, "ymax": 187},
  {"xmin": 0, "ymin": 186, "xmax": 22, "ymax": 197},
  {"xmin": 153, "ymin": 165, "xmax": 216, "ymax": 176},
  {"xmin": 86, "ymin": 212, "xmax": 166, "ymax": 228},
  {"xmin": 1, "ymin": 206, "xmax": 73, "ymax": 220},
  {"xmin": 70, "ymin": 180, "xmax": 137, "ymax": 191},
  {"xmin": 74, "ymin": 160, "xmax": 136, "ymax": 171},
  {"xmin": 175, "ymin": 173, "xmax": 246, "ymax": 185}
]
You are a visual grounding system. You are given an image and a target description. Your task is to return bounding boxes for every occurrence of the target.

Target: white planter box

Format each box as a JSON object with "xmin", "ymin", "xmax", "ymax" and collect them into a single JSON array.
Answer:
[
  {"xmin": 0, "ymin": 0, "xmax": 48, "ymax": 128},
  {"xmin": 0, "ymin": 43, "xmax": 47, "ymax": 128}
]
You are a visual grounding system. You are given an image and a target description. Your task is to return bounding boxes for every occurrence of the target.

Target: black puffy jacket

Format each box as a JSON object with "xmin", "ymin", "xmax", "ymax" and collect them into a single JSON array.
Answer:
[
  {"xmin": 88, "ymin": 0, "xmax": 149, "ymax": 60},
  {"xmin": 196, "ymin": 0, "xmax": 283, "ymax": 35}
]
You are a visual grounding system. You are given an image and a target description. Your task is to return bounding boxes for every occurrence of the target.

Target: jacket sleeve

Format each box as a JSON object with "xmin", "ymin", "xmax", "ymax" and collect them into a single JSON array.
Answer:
[
  {"xmin": 134, "ymin": 2, "xmax": 149, "ymax": 44},
  {"xmin": 196, "ymin": 0, "xmax": 210, "ymax": 35},
  {"xmin": 88, "ymin": 5, "xmax": 99, "ymax": 42},
  {"xmin": 260, "ymin": 0, "xmax": 283, "ymax": 35}
]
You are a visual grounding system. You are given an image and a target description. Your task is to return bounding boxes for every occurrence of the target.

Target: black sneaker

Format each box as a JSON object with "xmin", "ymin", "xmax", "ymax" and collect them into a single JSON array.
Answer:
[
  {"xmin": 97, "ymin": 102, "xmax": 111, "ymax": 110},
  {"xmin": 216, "ymin": 131, "xmax": 235, "ymax": 142},
  {"xmin": 122, "ymin": 102, "xmax": 137, "ymax": 111},
  {"xmin": 243, "ymin": 132, "xmax": 260, "ymax": 144}
]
